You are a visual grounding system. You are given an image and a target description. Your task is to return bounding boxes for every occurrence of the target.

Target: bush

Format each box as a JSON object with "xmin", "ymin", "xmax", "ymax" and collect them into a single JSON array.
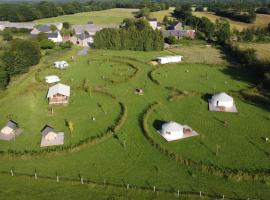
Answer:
[
  {"xmin": 59, "ymin": 41, "xmax": 73, "ymax": 49},
  {"xmin": 2, "ymin": 31, "xmax": 13, "ymax": 41},
  {"xmin": 40, "ymin": 39, "xmax": 55, "ymax": 49},
  {"xmin": 2, "ymin": 39, "xmax": 41, "ymax": 75},
  {"xmin": 164, "ymin": 36, "xmax": 177, "ymax": 44}
]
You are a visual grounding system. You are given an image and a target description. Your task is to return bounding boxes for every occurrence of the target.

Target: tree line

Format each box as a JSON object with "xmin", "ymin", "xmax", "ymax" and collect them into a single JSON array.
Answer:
[
  {"xmin": 215, "ymin": 9, "xmax": 256, "ymax": 23},
  {"xmin": 94, "ymin": 18, "xmax": 164, "ymax": 51},
  {"xmin": 0, "ymin": 39, "xmax": 41, "ymax": 89}
]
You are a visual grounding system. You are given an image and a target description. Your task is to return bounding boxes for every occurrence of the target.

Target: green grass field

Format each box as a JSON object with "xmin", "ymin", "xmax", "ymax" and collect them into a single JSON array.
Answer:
[
  {"xmin": 34, "ymin": 8, "xmax": 138, "ymax": 25},
  {"xmin": 0, "ymin": 44, "xmax": 269, "ymax": 199},
  {"xmin": 193, "ymin": 12, "xmax": 270, "ymax": 31}
]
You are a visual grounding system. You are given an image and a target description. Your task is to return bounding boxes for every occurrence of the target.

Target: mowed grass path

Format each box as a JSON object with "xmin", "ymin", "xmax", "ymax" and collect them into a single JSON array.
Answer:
[
  {"xmin": 34, "ymin": 8, "xmax": 138, "ymax": 25},
  {"xmin": 193, "ymin": 12, "xmax": 270, "ymax": 30},
  {"xmin": 0, "ymin": 47, "xmax": 269, "ymax": 199}
]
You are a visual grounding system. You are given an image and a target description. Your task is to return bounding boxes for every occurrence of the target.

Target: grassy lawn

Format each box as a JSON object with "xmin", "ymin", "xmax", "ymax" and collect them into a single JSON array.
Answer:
[
  {"xmin": 34, "ymin": 8, "xmax": 138, "ymax": 25},
  {"xmin": 166, "ymin": 44, "xmax": 227, "ymax": 65},
  {"xmin": 0, "ymin": 46, "xmax": 269, "ymax": 199},
  {"xmin": 193, "ymin": 12, "xmax": 270, "ymax": 30},
  {"xmin": 237, "ymin": 42, "xmax": 270, "ymax": 61}
]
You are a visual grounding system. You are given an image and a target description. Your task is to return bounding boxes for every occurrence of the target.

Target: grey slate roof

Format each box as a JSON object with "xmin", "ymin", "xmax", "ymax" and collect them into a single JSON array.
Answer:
[
  {"xmin": 162, "ymin": 30, "xmax": 195, "ymax": 38},
  {"xmin": 48, "ymin": 32, "xmax": 59, "ymax": 38},
  {"xmin": 72, "ymin": 24, "xmax": 118, "ymax": 35},
  {"xmin": 36, "ymin": 25, "xmax": 51, "ymax": 33},
  {"xmin": 41, "ymin": 125, "xmax": 55, "ymax": 136},
  {"xmin": 6, "ymin": 120, "xmax": 18, "ymax": 130},
  {"xmin": 76, "ymin": 32, "xmax": 91, "ymax": 40}
]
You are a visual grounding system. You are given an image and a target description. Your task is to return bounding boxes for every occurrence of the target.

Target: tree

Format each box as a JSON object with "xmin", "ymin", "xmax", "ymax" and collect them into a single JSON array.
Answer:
[
  {"xmin": 36, "ymin": 32, "xmax": 48, "ymax": 42},
  {"xmin": 40, "ymin": 39, "xmax": 55, "ymax": 49},
  {"xmin": 215, "ymin": 19, "xmax": 231, "ymax": 44},
  {"xmin": 50, "ymin": 25, "xmax": 57, "ymax": 32},
  {"xmin": 63, "ymin": 22, "xmax": 70, "ymax": 29},
  {"xmin": 2, "ymin": 39, "xmax": 41, "ymax": 75},
  {"xmin": 59, "ymin": 41, "xmax": 73, "ymax": 49},
  {"xmin": 164, "ymin": 36, "xmax": 177, "ymax": 44},
  {"xmin": 2, "ymin": 31, "xmax": 13, "ymax": 41},
  {"xmin": 0, "ymin": 66, "xmax": 9, "ymax": 90},
  {"xmin": 135, "ymin": 8, "xmax": 151, "ymax": 18}
]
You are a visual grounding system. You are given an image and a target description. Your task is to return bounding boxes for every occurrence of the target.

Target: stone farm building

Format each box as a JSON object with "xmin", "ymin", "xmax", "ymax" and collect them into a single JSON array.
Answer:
[{"xmin": 47, "ymin": 83, "xmax": 70, "ymax": 105}]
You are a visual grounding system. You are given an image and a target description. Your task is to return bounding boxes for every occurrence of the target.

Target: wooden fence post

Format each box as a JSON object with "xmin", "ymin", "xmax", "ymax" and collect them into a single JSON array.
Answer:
[
  {"xmin": 34, "ymin": 169, "xmax": 37, "ymax": 180},
  {"xmin": 153, "ymin": 186, "xmax": 155, "ymax": 192},
  {"xmin": 177, "ymin": 189, "xmax": 179, "ymax": 196},
  {"xmin": 200, "ymin": 191, "xmax": 202, "ymax": 197},
  {"xmin": 81, "ymin": 177, "xmax": 84, "ymax": 184},
  {"xmin": 127, "ymin": 184, "xmax": 129, "ymax": 190}
]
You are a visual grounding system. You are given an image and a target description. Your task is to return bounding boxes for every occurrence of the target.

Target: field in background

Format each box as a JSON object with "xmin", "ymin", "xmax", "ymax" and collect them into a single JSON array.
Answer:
[
  {"xmin": 34, "ymin": 8, "xmax": 138, "ymax": 25},
  {"xmin": 193, "ymin": 12, "xmax": 270, "ymax": 30},
  {"xmin": 151, "ymin": 7, "xmax": 175, "ymax": 21},
  {"xmin": 167, "ymin": 44, "xmax": 226, "ymax": 65},
  {"xmin": 237, "ymin": 42, "xmax": 270, "ymax": 60}
]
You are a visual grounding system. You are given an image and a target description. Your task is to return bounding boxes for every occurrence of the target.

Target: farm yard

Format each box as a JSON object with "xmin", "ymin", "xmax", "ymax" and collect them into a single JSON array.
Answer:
[
  {"xmin": 0, "ymin": 42, "xmax": 269, "ymax": 200},
  {"xmin": 193, "ymin": 12, "xmax": 270, "ymax": 31}
]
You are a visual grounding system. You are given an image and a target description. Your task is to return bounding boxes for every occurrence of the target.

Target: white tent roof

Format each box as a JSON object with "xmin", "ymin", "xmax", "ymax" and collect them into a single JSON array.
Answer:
[
  {"xmin": 54, "ymin": 61, "xmax": 68, "ymax": 65},
  {"xmin": 157, "ymin": 55, "xmax": 183, "ymax": 60},
  {"xmin": 211, "ymin": 92, "xmax": 233, "ymax": 102},
  {"xmin": 45, "ymin": 75, "xmax": 60, "ymax": 83},
  {"xmin": 161, "ymin": 121, "xmax": 183, "ymax": 133},
  {"xmin": 47, "ymin": 83, "xmax": 70, "ymax": 98}
]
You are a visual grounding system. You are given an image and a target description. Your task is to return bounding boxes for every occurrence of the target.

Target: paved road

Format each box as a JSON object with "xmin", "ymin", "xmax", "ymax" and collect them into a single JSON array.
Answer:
[{"xmin": 77, "ymin": 47, "xmax": 89, "ymax": 56}]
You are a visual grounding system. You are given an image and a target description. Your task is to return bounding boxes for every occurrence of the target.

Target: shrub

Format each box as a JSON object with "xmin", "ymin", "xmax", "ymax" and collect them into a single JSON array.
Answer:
[
  {"xmin": 2, "ymin": 31, "xmax": 13, "ymax": 41},
  {"xmin": 59, "ymin": 41, "xmax": 73, "ymax": 49},
  {"xmin": 40, "ymin": 39, "xmax": 55, "ymax": 49}
]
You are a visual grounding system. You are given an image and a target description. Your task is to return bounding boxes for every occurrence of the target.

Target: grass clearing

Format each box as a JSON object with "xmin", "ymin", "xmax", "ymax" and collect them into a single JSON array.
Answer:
[
  {"xmin": 34, "ymin": 8, "xmax": 138, "ymax": 25},
  {"xmin": 237, "ymin": 42, "xmax": 270, "ymax": 61},
  {"xmin": 150, "ymin": 7, "xmax": 175, "ymax": 21},
  {"xmin": 193, "ymin": 12, "xmax": 270, "ymax": 31},
  {"xmin": 167, "ymin": 44, "xmax": 227, "ymax": 65},
  {"xmin": 0, "ymin": 47, "xmax": 269, "ymax": 199}
]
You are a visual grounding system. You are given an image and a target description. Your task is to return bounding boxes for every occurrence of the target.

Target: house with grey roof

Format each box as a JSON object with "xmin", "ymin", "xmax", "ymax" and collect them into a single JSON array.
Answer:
[
  {"xmin": 40, "ymin": 125, "xmax": 64, "ymax": 147},
  {"xmin": 48, "ymin": 32, "xmax": 63, "ymax": 43},
  {"xmin": 47, "ymin": 83, "xmax": 70, "ymax": 105},
  {"xmin": 71, "ymin": 23, "xmax": 118, "ymax": 46},
  {"xmin": 162, "ymin": 30, "xmax": 195, "ymax": 39},
  {"xmin": 31, "ymin": 25, "xmax": 52, "ymax": 35}
]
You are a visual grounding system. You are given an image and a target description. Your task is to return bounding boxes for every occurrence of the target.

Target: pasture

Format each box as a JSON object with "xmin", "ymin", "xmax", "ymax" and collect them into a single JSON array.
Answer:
[
  {"xmin": 150, "ymin": 7, "xmax": 175, "ymax": 21},
  {"xmin": 193, "ymin": 12, "xmax": 270, "ymax": 30},
  {"xmin": 237, "ymin": 42, "xmax": 270, "ymax": 60},
  {"xmin": 34, "ymin": 8, "xmax": 138, "ymax": 25},
  {"xmin": 0, "ymin": 45, "xmax": 269, "ymax": 200}
]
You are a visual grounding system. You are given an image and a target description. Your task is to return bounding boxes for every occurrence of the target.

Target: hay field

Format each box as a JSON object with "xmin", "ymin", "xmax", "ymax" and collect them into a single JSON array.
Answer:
[{"xmin": 238, "ymin": 42, "xmax": 270, "ymax": 60}]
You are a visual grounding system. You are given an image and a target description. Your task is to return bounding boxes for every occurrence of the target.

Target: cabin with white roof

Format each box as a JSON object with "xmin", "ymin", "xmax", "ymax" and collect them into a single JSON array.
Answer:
[
  {"xmin": 45, "ymin": 75, "xmax": 60, "ymax": 84},
  {"xmin": 157, "ymin": 55, "xmax": 183, "ymax": 64},
  {"xmin": 54, "ymin": 61, "xmax": 68, "ymax": 69}
]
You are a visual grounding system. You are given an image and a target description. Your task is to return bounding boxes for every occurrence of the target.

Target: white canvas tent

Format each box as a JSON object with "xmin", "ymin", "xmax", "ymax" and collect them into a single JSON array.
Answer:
[
  {"xmin": 157, "ymin": 55, "xmax": 183, "ymax": 64},
  {"xmin": 209, "ymin": 92, "xmax": 238, "ymax": 113},
  {"xmin": 45, "ymin": 75, "xmax": 60, "ymax": 84},
  {"xmin": 54, "ymin": 61, "xmax": 68, "ymax": 69},
  {"xmin": 210, "ymin": 93, "xmax": 234, "ymax": 108},
  {"xmin": 40, "ymin": 125, "xmax": 64, "ymax": 147},
  {"xmin": 160, "ymin": 121, "xmax": 184, "ymax": 141}
]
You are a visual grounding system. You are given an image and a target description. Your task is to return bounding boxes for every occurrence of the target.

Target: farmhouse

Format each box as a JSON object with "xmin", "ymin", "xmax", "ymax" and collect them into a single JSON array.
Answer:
[
  {"xmin": 168, "ymin": 22, "xmax": 183, "ymax": 30},
  {"xmin": 54, "ymin": 61, "xmax": 68, "ymax": 69},
  {"xmin": 157, "ymin": 55, "xmax": 183, "ymax": 64},
  {"xmin": 148, "ymin": 18, "xmax": 158, "ymax": 30},
  {"xmin": 209, "ymin": 92, "xmax": 238, "ymax": 113},
  {"xmin": 47, "ymin": 83, "xmax": 70, "ymax": 105},
  {"xmin": 71, "ymin": 23, "xmax": 118, "ymax": 46},
  {"xmin": 30, "ymin": 23, "xmax": 63, "ymax": 35},
  {"xmin": 40, "ymin": 125, "xmax": 64, "ymax": 147},
  {"xmin": 48, "ymin": 32, "xmax": 63, "ymax": 43},
  {"xmin": 0, "ymin": 120, "xmax": 22, "ymax": 141},
  {"xmin": 160, "ymin": 121, "xmax": 198, "ymax": 142},
  {"xmin": 162, "ymin": 30, "xmax": 196, "ymax": 39},
  {"xmin": 45, "ymin": 75, "xmax": 60, "ymax": 84}
]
